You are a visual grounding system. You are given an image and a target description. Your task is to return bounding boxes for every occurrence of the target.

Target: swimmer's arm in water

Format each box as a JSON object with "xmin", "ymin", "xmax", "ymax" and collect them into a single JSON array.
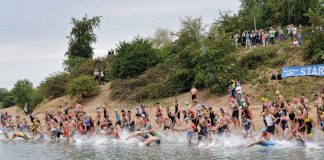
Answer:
[
  {"xmin": 142, "ymin": 128, "xmax": 154, "ymax": 134},
  {"xmin": 126, "ymin": 131, "xmax": 143, "ymax": 140}
]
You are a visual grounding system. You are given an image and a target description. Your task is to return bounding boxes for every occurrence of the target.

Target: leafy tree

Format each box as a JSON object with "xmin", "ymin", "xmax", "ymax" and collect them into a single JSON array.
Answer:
[
  {"xmin": 65, "ymin": 15, "xmax": 101, "ymax": 59},
  {"xmin": 111, "ymin": 37, "xmax": 160, "ymax": 79},
  {"xmin": 63, "ymin": 57, "xmax": 87, "ymax": 74},
  {"xmin": 67, "ymin": 75, "xmax": 100, "ymax": 98},
  {"xmin": 38, "ymin": 72, "xmax": 70, "ymax": 99},
  {"xmin": 304, "ymin": 31, "xmax": 324, "ymax": 64},
  {"xmin": 0, "ymin": 88, "xmax": 10, "ymax": 102},
  {"xmin": 11, "ymin": 79, "xmax": 33, "ymax": 110},
  {"xmin": 1, "ymin": 95, "xmax": 15, "ymax": 108},
  {"xmin": 0, "ymin": 88, "xmax": 14, "ymax": 108}
]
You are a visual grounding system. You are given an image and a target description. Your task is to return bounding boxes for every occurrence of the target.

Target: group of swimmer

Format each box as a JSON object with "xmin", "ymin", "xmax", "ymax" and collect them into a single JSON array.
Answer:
[{"xmin": 0, "ymin": 86, "xmax": 324, "ymax": 147}]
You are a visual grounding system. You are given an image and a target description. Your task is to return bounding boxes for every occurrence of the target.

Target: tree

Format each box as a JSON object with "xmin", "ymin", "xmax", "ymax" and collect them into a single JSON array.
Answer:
[
  {"xmin": 0, "ymin": 88, "xmax": 10, "ymax": 102},
  {"xmin": 65, "ymin": 15, "xmax": 101, "ymax": 59},
  {"xmin": 0, "ymin": 88, "xmax": 14, "ymax": 108},
  {"xmin": 11, "ymin": 79, "xmax": 33, "ymax": 110},
  {"xmin": 111, "ymin": 37, "xmax": 160, "ymax": 79},
  {"xmin": 150, "ymin": 28, "xmax": 174, "ymax": 49}
]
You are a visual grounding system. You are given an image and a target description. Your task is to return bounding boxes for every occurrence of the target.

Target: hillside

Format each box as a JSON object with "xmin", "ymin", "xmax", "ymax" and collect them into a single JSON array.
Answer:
[{"xmin": 1, "ymin": 41, "xmax": 323, "ymax": 131}]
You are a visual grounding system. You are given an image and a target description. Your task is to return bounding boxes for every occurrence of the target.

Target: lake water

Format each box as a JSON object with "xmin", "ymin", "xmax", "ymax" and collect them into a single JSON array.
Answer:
[{"xmin": 1, "ymin": 132, "xmax": 324, "ymax": 160}]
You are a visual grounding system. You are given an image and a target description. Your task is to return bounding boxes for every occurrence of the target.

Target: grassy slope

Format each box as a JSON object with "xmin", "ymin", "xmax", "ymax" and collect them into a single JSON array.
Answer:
[{"xmin": 2, "ymin": 42, "xmax": 322, "ymax": 123}]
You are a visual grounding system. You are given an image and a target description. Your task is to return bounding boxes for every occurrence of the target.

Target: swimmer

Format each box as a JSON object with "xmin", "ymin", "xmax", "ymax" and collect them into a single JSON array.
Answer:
[
  {"xmin": 126, "ymin": 120, "xmax": 160, "ymax": 146},
  {"xmin": 184, "ymin": 117, "xmax": 195, "ymax": 144},
  {"xmin": 247, "ymin": 129, "xmax": 275, "ymax": 147},
  {"xmin": 242, "ymin": 116, "xmax": 255, "ymax": 138},
  {"xmin": 10, "ymin": 132, "xmax": 30, "ymax": 140}
]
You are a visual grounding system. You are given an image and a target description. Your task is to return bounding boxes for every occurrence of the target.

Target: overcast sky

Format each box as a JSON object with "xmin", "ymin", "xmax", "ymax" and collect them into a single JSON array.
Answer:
[{"xmin": 0, "ymin": 0, "xmax": 240, "ymax": 89}]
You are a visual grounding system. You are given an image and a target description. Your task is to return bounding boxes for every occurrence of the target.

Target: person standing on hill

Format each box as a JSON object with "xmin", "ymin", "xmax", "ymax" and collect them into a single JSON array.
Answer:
[
  {"xmin": 93, "ymin": 69, "xmax": 100, "ymax": 84},
  {"xmin": 24, "ymin": 103, "xmax": 28, "ymax": 115},
  {"xmin": 269, "ymin": 27, "xmax": 276, "ymax": 44},
  {"xmin": 191, "ymin": 86, "xmax": 198, "ymax": 103}
]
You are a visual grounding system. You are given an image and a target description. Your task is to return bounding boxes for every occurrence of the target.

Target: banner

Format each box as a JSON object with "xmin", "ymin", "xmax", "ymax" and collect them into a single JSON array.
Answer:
[{"xmin": 282, "ymin": 64, "xmax": 324, "ymax": 78}]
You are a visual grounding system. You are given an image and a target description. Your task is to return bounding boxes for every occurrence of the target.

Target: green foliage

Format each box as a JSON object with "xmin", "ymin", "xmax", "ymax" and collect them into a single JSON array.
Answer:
[
  {"xmin": 65, "ymin": 15, "xmax": 101, "ymax": 59},
  {"xmin": 110, "ymin": 62, "xmax": 173, "ymax": 101},
  {"xmin": 64, "ymin": 57, "xmax": 87, "ymax": 74},
  {"xmin": 218, "ymin": 0, "xmax": 319, "ymax": 33},
  {"xmin": 11, "ymin": 79, "xmax": 33, "ymax": 110},
  {"xmin": 110, "ymin": 17, "xmax": 246, "ymax": 101},
  {"xmin": 240, "ymin": 46, "xmax": 278, "ymax": 69},
  {"xmin": 111, "ymin": 37, "xmax": 160, "ymax": 79},
  {"xmin": 31, "ymin": 87, "xmax": 45, "ymax": 107},
  {"xmin": 0, "ymin": 88, "xmax": 10, "ymax": 102},
  {"xmin": 1, "ymin": 95, "xmax": 15, "ymax": 108},
  {"xmin": 67, "ymin": 75, "xmax": 100, "ymax": 98},
  {"xmin": 194, "ymin": 38, "xmax": 244, "ymax": 93},
  {"xmin": 304, "ymin": 31, "xmax": 324, "ymax": 64},
  {"xmin": 167, "ymin": 68, "xmax": 195, "ymax": 93},
  {"xmin": 0, "ymin": 88, "xmax": 14, "ymax": 108},
  {"xmin": 38, "ymin": 72, "xmax": 70, "ymax": 99},
  {"xmin": 150, "ymin": 28, "xmax": 174, "ymax": 49}
]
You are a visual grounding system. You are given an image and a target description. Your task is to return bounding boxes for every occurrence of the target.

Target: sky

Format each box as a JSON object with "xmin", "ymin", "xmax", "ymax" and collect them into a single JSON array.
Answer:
[{"xmin": 0, "ymin": 0, "xmax": 241, "ymax": 89}]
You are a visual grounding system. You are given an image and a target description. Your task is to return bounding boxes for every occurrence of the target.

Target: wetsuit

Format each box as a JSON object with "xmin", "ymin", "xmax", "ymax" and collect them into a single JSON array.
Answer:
[
  {"xmin": 231, "ymin": 103, "xmax": 239, "ymax": 119},
  {"xmin": 167, "ymin": 111, "xmax": 176, "ymax": 127},
  {"xmin": 288, "ymin": 112, "xmax": 295, "ymax": 121},
  {"xmin": 175, "ymin": 104, "xmax": 180, "ymax": 119},
  {"xmin": 305, "ymin": 117, "xmax": 313, "ymax": 135},
  {"xmin": 198, "ymin": 124, "xmax": 208, "ymax": 141},
  {"xmin": 297, "ymin": 117, "xmax": 305, "ymax": 133},
  {"xmin": 280, "ymin": 118, "xmax": 288, "ymax": 131},
  {"xmin": 242, "ymin": 119, "xmax": 251, "ymax": 133},
  {"xmin": 209, "ymin": 112, "xmax": 216, "ymax": 126}
]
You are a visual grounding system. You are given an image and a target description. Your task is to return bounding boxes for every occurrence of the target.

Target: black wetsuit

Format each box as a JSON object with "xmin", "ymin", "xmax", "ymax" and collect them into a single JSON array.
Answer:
[
  {"xmin": 175, "ymin": 104, "xmax": 180, "ymax": 119},
  {"xmin": 297, "ymin": 117, "xmax": 305, "ymax": 133},
  {"xmin": 209, "ymin": 112, "xmax": 216, "ymax": 126},
  {"xmin": 168, "ymin": 111, "xmax": 176, "ymax": 127}
]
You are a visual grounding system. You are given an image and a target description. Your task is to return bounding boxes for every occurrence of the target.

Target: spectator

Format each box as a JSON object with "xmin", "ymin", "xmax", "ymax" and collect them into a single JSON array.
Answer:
[
  {"xmin": 269, "ymin": 27, "xmax": 276, "ymax": 44},
  {"xmin": 94, "ymin": 69, "xmax": 100, "ymax": 84}
]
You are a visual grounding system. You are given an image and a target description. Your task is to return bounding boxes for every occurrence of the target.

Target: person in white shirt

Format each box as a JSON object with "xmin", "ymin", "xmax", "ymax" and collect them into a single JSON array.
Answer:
[{"xmin": 235, "ymin": 83, "xmax": 242, "ymax": 106}]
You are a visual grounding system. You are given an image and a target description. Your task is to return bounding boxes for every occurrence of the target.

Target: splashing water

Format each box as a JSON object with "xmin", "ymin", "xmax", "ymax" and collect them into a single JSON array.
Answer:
[{"xmin": 0, "ymin": 131, "xmax": 323, "ymax": 160}]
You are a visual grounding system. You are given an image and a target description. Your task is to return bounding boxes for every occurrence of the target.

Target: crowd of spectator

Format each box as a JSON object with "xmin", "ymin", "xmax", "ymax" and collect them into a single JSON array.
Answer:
[{"xmin": 234, "ymin": 24, "xmax": 303, "ymax": 48}]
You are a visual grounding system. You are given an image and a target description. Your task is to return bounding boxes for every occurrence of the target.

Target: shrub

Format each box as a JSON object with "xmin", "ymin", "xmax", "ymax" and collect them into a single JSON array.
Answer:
[
  {"xmin": 167, "ymin": 68, "xmax": 195, "ymax": 93},
  {"xmin": 111, "ymin": 37, "xmax": 160, "ymax": 79},
  {"xmin": 0, "ymin": 88, "xmax": 13, "ymax": 108},
  {"xmin": 38, "ymin": 72, "xmax": 70, "ymax": 99},
  {"xmin": 240, "ymin": 46, "xmax": 278, "ymax": 69},
  {"xmin": 67, "ymin": 75, "xmax": 100, "ymax": 98}
]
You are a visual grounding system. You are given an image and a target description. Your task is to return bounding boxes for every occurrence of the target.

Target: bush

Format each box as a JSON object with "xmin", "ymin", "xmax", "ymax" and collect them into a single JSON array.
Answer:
[
  {"xmin": 167, "ymin": 68, "xmax": 195, "ymax": 93},
  {"xmin": 304, "ymin": 31, "xmax": 324, "ymax": 64},
  {"xmin": 38, "ymin": 72, "xmax": 70, "ymax": 99},
  {"xmin": 1, "ymin": 95, "xmax": 15, "ymax": 108},
  {"xmin": 67, "ymin": 75, "xmax": 100, "ymax": 98},
  {"xmin": 240, "ymin": 46, "xmax": 278, "ymax": 69},
  {"xmin": 0, "ymin": 88, "xmax": 13, "ymax": 108},
  {"xmin": 111, "ymin": 37, "xmax": 160, "ymax": 79}
]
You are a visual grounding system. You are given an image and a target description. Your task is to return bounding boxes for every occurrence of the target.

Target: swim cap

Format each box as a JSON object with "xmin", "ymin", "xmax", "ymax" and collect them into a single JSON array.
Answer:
[{"xmin": 262, "ymin": 128, "xmax": 267, "ymax": 133}]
